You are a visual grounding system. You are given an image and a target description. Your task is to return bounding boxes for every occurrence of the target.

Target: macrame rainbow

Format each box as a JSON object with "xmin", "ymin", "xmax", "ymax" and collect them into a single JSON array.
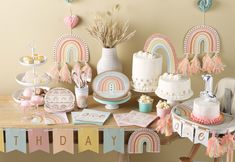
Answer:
[
  {"xmin": 128, "ymin": 128, "xmax": 160, "ymax": 154},
  {"xmin": 184, "ymin": 25, "xmax": 220, "ymax": 55},
  {"xmin": 53, "ymin": 34, "xmax": 89, "ymax": 63},
  {"xmin": 144, "ymin": 34, "xmax": 178, "ymax": 73},
  {"xmin": 97, "ymin": 76, "xmax": 125, "ymax": 92}
]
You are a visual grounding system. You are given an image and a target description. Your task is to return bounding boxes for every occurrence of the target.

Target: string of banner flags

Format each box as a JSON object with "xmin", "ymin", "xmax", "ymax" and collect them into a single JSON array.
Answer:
[{"xmin": 0, "ymin": 128, "xmax": 161, "ymax": 154}]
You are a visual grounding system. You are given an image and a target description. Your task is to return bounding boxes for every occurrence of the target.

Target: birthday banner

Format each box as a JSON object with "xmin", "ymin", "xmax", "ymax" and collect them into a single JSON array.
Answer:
[
  {"xmin": 103, "ymin": 128, "xmax": 124, "ymax": 153},
  {"xmin": 0, "ymin": 128, "xmax": 161, "ymax": 154},
  {"xmin": 53, "ymin": 129, "xmax": 74, "ymax": 154}
]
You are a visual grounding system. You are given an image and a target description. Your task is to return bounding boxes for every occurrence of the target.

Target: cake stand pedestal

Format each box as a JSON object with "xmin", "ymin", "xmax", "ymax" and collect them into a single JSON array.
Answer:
[{"xmin": 93, "ymin": 94, "xmax": 131, "ymax": 110}]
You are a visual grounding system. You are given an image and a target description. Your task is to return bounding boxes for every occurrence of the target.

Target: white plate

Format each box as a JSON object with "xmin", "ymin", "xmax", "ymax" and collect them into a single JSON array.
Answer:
[
  {"xmin": 92, "ymin": 71, "xmax": 130, "ymax": 99},
  {"xmin": 16, "ymin": 72, "xmax": 51, "ymax": 87},
  {"xmin": 19, "ymin": 56, "xmax": 47, "ymax": 67}
]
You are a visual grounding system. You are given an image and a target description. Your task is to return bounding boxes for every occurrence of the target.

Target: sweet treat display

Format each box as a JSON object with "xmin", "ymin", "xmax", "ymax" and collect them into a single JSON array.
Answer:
[
  {"xmin": 191, "ymin": 75, "xmax": 223, "ymax": 125},
  {"xmin": 191, "ymin": 97, "xmax": 222, "ymax": 125},
  {"xmin": 155, "ymin": 73, "xmax": 193, "ymax": 101},
  {"xmin": 21, "ymin": 71, "xmax": 51, "ymax": 85},
  {"xmin": 156, "ymin": 100, "xmax": 171, "ymax": 118},
  {"xmin": 132, "ymin": 51, "xmax": 162, "ymax": 92},
  {"xmin": 138, "ymin": 95, "xmax": 154, "ymax": 113},
  {"xmin": 20, "ymin": 54, "xmax": 46, "ymax": 65}
]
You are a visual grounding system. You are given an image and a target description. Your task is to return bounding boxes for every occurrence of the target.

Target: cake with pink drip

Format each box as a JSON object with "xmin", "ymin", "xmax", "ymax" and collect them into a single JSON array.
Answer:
[{"xmin": 191, "ymin": 75, "xmax": 223, "ymax": 125}]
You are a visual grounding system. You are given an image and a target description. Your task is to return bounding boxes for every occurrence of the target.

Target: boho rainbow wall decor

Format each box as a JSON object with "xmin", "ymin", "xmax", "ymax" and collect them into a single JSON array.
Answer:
[
  {"xmin": 128, "ymin": 128, "xmax": 160, "ymax": 154},
  {"xmin": 144, "ymin": 34, "xmax": 178, "ymax": 73}
]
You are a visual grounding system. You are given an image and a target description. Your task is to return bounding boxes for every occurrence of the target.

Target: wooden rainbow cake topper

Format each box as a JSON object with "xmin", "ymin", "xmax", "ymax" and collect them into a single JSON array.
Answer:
[
  {"xmin": 53, "ymin": 34, "xmax": 89, "ymax": 63},
  {"xmin": 144, "ymin": 33, "xmax": 178, "ymax": 73},
  {"xmin": 178, "ymin": 25, "xmax": 224, "ymax": 76},
  {"xmin": 92, "ymin": 71, "xmax": 130, "ymax": 99},
  {"xmin": 128, "ymin": 128, "xmax": 160, "ymax": 154}
]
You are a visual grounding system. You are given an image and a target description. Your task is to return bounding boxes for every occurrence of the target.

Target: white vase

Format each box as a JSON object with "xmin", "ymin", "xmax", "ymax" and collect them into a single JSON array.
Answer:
[{"xmin": 97, "ymin": 48, "xmax": 122, "ymax": 74}]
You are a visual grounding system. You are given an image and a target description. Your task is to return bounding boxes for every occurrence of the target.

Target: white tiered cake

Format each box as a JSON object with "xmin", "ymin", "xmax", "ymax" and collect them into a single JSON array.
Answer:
[{"xmin": 132, "ymin": 51, "xmax": 162, "ymax": 92}]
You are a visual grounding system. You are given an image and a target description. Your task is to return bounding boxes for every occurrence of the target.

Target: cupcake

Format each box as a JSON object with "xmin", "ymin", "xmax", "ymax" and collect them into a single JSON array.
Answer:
[
  {"xmin": 138, "ymin": 95, "xmax": 154, "ymax": 113},
  {"xmin": 156, "ymin": 100, "xmax": 171, "ymax": 118}
]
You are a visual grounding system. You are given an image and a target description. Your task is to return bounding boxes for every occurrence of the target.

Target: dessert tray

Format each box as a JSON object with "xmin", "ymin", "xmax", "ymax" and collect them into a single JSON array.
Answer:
[
  {"xmin": 92, "ymin": 71, "xmax": 130, "ymax": 99},
  {"xmin": 172, "ymin": 100, "xmax": 235, "ymax": 134},
  {"xmin": 19, "ymin": 56, "xmax": 47, "ymax": 67},
  {"xmin": 44, "ymin": 87, "xmax": 75, "ymax": 113}
]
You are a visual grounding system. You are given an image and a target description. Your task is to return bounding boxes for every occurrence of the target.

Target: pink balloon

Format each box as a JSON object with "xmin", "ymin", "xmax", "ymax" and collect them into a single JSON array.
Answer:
[
  {"xmin": 20, "ymin": 100, "xmax": 31, "ymax": 108},
  {"xmin": 64, "ymin": 15, "xmax": 80, "ymax": 29}
]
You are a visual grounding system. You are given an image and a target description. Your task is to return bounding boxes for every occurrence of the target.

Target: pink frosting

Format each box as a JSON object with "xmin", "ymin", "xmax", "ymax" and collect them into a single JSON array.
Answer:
[{"xmin": 191, "ymin": 113, "xmax": 223, "ymax": 125}]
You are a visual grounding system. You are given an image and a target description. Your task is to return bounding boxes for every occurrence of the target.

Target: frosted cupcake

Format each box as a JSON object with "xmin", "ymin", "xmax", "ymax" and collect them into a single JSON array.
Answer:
[{"xmin": 156, "ymin": 100, "xmax": 171, "ymax": 118}]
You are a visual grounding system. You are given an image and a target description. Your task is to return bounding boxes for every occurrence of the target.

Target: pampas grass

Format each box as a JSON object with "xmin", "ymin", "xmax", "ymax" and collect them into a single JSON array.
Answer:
[{"xmin": 87, "ymin": 4, "xmax": 136, "ymax": 48}]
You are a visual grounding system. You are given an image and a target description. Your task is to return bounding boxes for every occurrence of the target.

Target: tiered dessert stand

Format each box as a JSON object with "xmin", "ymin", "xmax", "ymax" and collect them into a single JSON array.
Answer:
[{"xmin": 12, "ymin": 46, "xmax": 51, "ymax": 104}]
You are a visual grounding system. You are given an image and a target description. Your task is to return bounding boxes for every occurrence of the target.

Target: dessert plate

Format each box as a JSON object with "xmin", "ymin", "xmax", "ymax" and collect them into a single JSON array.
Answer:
[
  {"xmin": 19, "ymin": 56, "xmax": 47, "ymax": 67},
  {"xmin": 92, "ymin": 71, "xmax": 130, "ymax": 99},
  {"xmin": 44, "ymin": 87, "xmax": 75, "ymax": 113}
]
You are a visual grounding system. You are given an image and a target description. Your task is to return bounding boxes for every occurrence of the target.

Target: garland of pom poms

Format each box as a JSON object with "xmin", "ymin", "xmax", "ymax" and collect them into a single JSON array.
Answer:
[{"xmin": 206, "ymin": 131, "xmax": 235, "ymax": 162}]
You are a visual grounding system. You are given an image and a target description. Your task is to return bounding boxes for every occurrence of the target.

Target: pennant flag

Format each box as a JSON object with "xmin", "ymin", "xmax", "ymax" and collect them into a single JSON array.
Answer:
[
  {"xmin": 182, "ymin": 123, "xmax": 195, "ymax": 142},
  {"xmin": 78, "ymin": 128, "xmax": 99, "ymax": 153},
  {"xmin": 103, "ymin": 128, "xmax": 124, "ymax": 153},
  {"xmin": 53, "ymin": 129, "xmax": 74, "ymax": 154},
  {"xmin": 28, "ymin": 129, "xmax": 50, "ymax": 153},
  {"xmin": 5, "ymin": 128, "xmax": 27, "ymax": 153},
  {"xmin": 194, "ymin": 127, "xmax": 209, "ymax": 147},
  {"xmin": 0, "ymin": 129, "xmax": 4, "ymax": 152},
  {"xmin": 172, "ymin": 117, "xmax": 182, "ymax": 136}
]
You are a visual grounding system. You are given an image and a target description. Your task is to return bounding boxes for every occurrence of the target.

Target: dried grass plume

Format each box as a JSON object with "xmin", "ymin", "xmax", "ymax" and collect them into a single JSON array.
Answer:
[{"xmin": 87, "ymin": 4, "xmax": 136, "ymax": 48}]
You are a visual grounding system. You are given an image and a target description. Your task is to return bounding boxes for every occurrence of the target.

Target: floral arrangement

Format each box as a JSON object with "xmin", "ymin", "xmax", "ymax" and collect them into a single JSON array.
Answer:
[{"xmin": 87, "ymin": 4, "xmax": 136, "ymax": 48}]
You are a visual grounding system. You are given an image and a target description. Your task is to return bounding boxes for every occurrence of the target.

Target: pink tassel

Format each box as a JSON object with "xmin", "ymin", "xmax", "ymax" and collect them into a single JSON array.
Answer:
[
  {"xmin": 156, "ymin": 114, "xmax": 173, "ymax": 137},
  {"xmin": 212, "ymin": 54, "xmax": 225, "ymax": 74},
  {"xmin": 82, "ymin": 62, "xmax": 92, "ymax": 83},
  {"xmin": 48, "ymin": 63, "xmax": 60, "ymax": 82},
  {"xmin": 207, "ymin": 132, "xmax": 223, "ymax": 158},
  {"xmin": 202, "ymin": 53, "xmax": 214, "ymax": 73},
  {"xmin": 190, "ymin": 55, "xmax": 201, "ymax": 74},
  {"xmin": 72, "ymin": 62, "xmax": 81, "ymax": 76},
  {"xmin": 177, "ymin": 54, "xmax": 191, "ymax": 76},
  {"xmin": 221, "ymin": 132, "xmax": 234, "ymax": 162},
  {"xmin": 59, "ymin": 63, "xmax": 72, "ymax": 84}
]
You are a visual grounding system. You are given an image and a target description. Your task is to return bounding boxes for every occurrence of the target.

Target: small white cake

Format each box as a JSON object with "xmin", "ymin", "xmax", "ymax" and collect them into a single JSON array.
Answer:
[
  {"xmin": 132, "ymin": 51, "xmax": 162, "ymax": 92},
  {"xmin": 191, "ymin": 97, "xmax": 222, "ymax": 125},
  {"xmin": 155, "ymin": 73, "xmax": 193, "ymax": 101}
]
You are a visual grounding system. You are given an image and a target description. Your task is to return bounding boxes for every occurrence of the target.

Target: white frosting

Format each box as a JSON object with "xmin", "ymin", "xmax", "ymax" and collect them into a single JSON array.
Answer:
[
  {"xmin": 132, "ymin": 51, "xmax": 162, "ymax": 92},
  {"xmin": 192, "ymin": 97, "xmax": 220, "ymax": 120},
  {"xmin": 155, "ymin": 73, "xmax": 193, "ymax": 100}
]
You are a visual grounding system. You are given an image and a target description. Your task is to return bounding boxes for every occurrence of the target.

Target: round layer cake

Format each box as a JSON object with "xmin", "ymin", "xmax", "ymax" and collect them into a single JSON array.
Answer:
[
  {"xmin": 132, "ymin": 51, "xmax": 162, "ymax": 92},
  {"xmin": 155, "ymin": 73, "xmax": 193, "ymax": 101},
  {"xmin": 191, "ymin": 97, "xmax": 222, "ymax": 125}
]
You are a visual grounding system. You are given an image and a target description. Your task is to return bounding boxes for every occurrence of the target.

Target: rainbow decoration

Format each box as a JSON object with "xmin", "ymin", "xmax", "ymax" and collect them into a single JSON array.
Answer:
[
  {"xmin": 128, "ymin": 128, "xmax": 160, "ymax": 154},
  {"xmin": 53, "ymin": 34, "xmax": 89, "ymax": 63},
  {"xmin": 97, "ymin": 76, "xmax": 125, "ymax": 92},
  {"xmin": 144, "ymin": 33, "xmax": 178, "ymax": 73},
  {"xmin": 184, "ymin": 25, "xmax": 220, "ymax": 55}
]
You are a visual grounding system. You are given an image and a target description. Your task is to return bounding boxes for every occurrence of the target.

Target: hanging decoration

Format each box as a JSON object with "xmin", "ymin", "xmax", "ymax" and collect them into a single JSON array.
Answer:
[
  {"xmin": 178, "ymin": 0, "xmax": 225, "ymax": 76},
  {"xmin": 48, "ymin": 0, "xmax": 91, "ymax": 85}
]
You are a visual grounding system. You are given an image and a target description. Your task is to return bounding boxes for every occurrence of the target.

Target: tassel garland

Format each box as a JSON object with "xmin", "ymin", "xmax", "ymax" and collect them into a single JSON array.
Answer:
[
  {"xmin": 177, "ymin": 54, "xmax": 191, "ymax": 76},
  {"xmin": 190, "ymin": 55, "xmax": 201, "ymax": 74},
  {"xmin": 48, "ymin": 63, "xmax": 60, "ymax": 82},
  {"xmin": 207, "ymin": 132, "xmax": 223, "ymax": 158},
  {"xmin": 156, "ymin": 114, "xmax": 173, "ymax": 137},
  {"xmin": 59, "ymin": 63, "xmax": 72, "ymax": 84}
]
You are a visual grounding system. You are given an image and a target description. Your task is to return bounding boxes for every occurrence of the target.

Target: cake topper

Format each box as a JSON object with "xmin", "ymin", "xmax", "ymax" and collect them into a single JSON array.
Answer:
[{"xmin": 201, "ymin": 74, "xmax": 216, "ymax": 100}]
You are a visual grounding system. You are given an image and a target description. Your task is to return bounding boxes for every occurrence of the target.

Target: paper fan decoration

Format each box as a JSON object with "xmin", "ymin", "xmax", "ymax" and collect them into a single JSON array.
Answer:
[{"xmin": 53, "ymin": 34, "xmax": 89, "ymax": 63}]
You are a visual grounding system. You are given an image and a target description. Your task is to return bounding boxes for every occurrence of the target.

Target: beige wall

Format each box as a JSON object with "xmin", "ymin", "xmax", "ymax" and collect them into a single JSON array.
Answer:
[{"xmin": 0, "ymin": 0, "xmax": 234, "ymax": 161}]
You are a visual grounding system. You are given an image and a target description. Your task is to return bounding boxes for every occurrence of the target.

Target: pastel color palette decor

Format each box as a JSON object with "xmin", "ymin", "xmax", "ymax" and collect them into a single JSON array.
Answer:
[
  {"xmin": 144, "ymin": 33, "xmax": 178, "ymax": 73},
  {"xmin": 184, "ymin": 25, "xmax": 220, "ymax": 55},
  {"xmin": 53, "ymin": 34, "xmax": 89, "ymax": 64},
  {"xmin": 128, "ymin": 128, "xmax": 160, "ymax": 154}
]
